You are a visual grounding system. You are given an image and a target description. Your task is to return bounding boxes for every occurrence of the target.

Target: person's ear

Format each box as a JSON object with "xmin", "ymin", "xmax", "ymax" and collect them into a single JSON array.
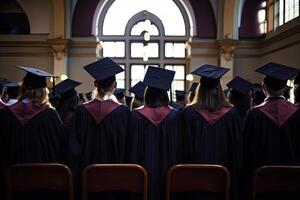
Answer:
[
  {"xmin": 261, "ymin": 82, "xmax": 268, "ymax": 95},
  {"xmin": 94, "ymin": 80, "xmax": 98, "ymax": 88}
]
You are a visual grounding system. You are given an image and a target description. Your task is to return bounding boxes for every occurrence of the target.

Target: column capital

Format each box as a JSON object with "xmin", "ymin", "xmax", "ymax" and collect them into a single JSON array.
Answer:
[
  {"xmin": 217, "ymin": 39, "xmax": 239, "ymax": 61},
  {"xmin": 47, "ymin": 38, "xmax": 71, "ymax": 60}
]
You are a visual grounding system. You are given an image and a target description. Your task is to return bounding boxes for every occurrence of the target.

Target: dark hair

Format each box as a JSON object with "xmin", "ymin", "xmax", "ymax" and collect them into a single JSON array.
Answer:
[
  {"xmin": 228, "ymin": 89, "xmax": 251, "ymax": 114},
  {"xmin": 144, "ymin": 86, "xmax": 169, "ymax": 107},
  {"xmin": 57, "ymin": 94, "xmax": 80, "ymax": 119},
  {"xmin": 7, "ymin": 87, "xmax": 20, "ymax": 99},
  {"xmin": 192, "ymin": 84, "xmax": 230, "ymax": 112},
  {"xmin": 95, "ymin": 75, "xmax": 116, "ymax": 98}
]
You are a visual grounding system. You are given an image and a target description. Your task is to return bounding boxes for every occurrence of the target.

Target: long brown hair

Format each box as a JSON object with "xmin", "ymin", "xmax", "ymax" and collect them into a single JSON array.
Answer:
[
  {"xmin": 192, "ymin": 84, "xmax": 230, "ymax": 112},
  {"xmin": 19, "ymin": 86, "xmax": 51, "ymax": 107}
]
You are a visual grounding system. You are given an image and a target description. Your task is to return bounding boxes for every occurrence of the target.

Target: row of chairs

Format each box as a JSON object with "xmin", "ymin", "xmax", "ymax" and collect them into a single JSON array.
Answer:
[{"xmin": 6, "ymin": 163, "xmax": 300, "ymax": 200}]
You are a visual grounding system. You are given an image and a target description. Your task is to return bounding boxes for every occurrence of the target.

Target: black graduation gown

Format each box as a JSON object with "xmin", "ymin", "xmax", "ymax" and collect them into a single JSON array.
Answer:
[
  {"xmin": 0, "ymin": 101, "xmax": 66, "ymax": 200},
  {"xmin": 179, "ymin": 105, "xmax": 242, "ymax": 200},
  {"xmin": 242, "ymin": 97, "xmax": 300, "ymax": 200},
  {"xmin": 127, "ymin": 106, "xmax": 180, "ymax": 200},
  {"xmin": 67, "ymin": 99, "xmax": 130, "ymax": 200}
]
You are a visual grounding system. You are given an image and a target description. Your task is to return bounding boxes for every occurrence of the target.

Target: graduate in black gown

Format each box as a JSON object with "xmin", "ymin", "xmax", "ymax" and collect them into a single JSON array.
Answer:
[
  {"xmin": 129, "ymin": 81, "xmax": 146, "ymax": 110},
  {"xmin": 55, "ymin": 79, "xmax": 81, "ymax": 127},
  {"xmin": 242, "ymin": 62, "xmax": 300, "ymax": 200},
  {"xmin": 226, "ymin": 76, "xmax": 254, "ymax": 125},
  {"xmin": 0, "ymin": 66, "xmax": 66, "ymax": 200},
  {"xmin": 170, "ymin": 90, "xmax": 186, "ymax": 111},
  {"xmin": 180, "ymin": 64, "xmax": 242, "ymax": 200},
  {"xmin": 114, "ymin": 88, "xmax": 126, "ymax": 104},
  {"xmin": 67, "ymin": 57, "xmax": 130, "ymax": 200},
  {"xmin": 4, "ymin": 82, "xmax": 21, "ymax": 106},
  {"xmin": 127, "ymin": 66, "xmax": 180, "ymax": 200}
]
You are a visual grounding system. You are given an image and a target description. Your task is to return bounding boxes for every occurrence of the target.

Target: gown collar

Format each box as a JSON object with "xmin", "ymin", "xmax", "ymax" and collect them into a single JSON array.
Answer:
[
  {"xmin": 192, "ymin": 106, "xmax": 232, "ymax": 126},
  {"xmin": 135, "ymin": 105, "xmax": 173, "ymax": 127},
  {"xmin": 83, "ymin": 99, "xmax": 121, "ymax": 124},
  {"xmin": 255, "ymin": 97, "xmax": 298, "ymax": 127},
  {"xmin": 9, "ymin": 100, "xmax": 48, "ymax": 126}
]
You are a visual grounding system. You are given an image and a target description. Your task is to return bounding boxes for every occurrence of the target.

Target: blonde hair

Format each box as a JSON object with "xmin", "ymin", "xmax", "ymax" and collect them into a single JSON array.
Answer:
[
  {"xmin": 192, "ymin": 84, "xmax": 230, "ymax": 112},
  {"xmin": 19, "ymin": 86, "xmax": 51, "ymax": 107}
]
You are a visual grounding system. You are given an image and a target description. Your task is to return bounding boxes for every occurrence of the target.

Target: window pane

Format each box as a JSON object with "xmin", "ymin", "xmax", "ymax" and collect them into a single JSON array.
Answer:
[
  {"xmin": 165, "ymin": 43, "xmax": 185, "ymax": 58},
  {"xmin": 174, "ymin": 65, "xmax": 185, "ymax": 79},
  {"xmin": 131, "ymin": 43, "xmax": 144, "ymax": 58},
  {"xmin": 116, "ymin": 64, "xmax": 125, "ymax": 88},
  {"xmin": 131, "ymin": 42, "xmax": 159, "ymax": 58},
  {"xmin": 131, "ymin": 65, "xmax": 145, "ymax": 79},
  {"xmin": 102, "ymin": 41, "xmax": 125, "ymax": 57}
]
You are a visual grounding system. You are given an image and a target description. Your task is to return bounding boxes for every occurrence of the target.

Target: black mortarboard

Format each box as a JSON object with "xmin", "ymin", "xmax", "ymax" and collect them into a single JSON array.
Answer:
[
  {"xmin": 143, "ymin": 66, "xmax": 175, "ymax": 90},
  {"xmin": 83, "ymin": 57, "xmax": 124, "ymax": 81},
  {"xmin": 129, "ymin": 81, "xmax": 146, "ymax": 100},
  {"xmin": 114, "ymin": 88, "xmax": 125, "ymax": 99},
  {"xmin": 55, "ymin": 79, "xmax": 81, "ymax": 99},
  {"xmin": 189, "ymin": 83, "xmax": 199, "ymax": 93},
  {"xmin": 175, "ymin": 90, "xmax": 186, "ymax": 101},
  {"xmin": 192, "ymin": 64, "xmax": 230, "ymax": 89},
  {"xmin": 17, "ymin": 66, "xmax": 56, "ymax": 89},
  {"xmin": 4, "ymin": 82, "xmax": 20, "ymax": 88},
  {"xmin": 227, "ymin": 76, "xmax": 254, "ymax": 95},
  {"xmin": 256, "ymin": 62, "xmax": 299, "ymax": 90}
]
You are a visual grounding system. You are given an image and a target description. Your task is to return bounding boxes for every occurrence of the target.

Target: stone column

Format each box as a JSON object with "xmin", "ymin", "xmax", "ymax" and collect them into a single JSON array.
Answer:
[
  {"xmin": 218, "ymin": 38, "xmax": 239, "ymax": 85},
  {"xmin": 47, "ymin": 38, "xmax": 70, "ymax": 79}
]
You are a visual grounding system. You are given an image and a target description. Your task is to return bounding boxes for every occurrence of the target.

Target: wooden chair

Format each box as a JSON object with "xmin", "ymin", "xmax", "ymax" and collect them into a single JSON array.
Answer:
[
  {"xmin": 166, "ymin": 164, "xmax": 230, "ymax": 200},
  {"xmin": 82, "ymin": 164, "xmax": 148, "ymax": 200},
  {"xmin": 6, "ymin": 163, "xmax": 74, "ymax": 200},
  {"xmin": 253, "ymin": 166, "xmax": 300, "ymax": 200}
]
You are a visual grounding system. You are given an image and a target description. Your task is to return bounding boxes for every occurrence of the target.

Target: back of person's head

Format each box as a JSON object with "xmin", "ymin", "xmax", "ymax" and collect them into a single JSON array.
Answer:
[
  {"xmin": 7, "ymin": 87, "xmax": 20, "ymax": 100},
  {"xmin": 94, "ymin": 75, "xmax": 116, "ymax": 98},
  {"xmin": 228, "ymin": 89, "xmax": 251, "ymax": 113},
  {"xmin": 262, "ymin": 77, "xmax": 286, "ymax": 97},
  {"xmin": 144, "ymin": 86, "xmax": 169, "ymax": 107},
  {"xmin": 192, "ymin": 84, "xmax": 230, "ymax": 112},
  {"xmin": 20, "ymin": 85, "xmax": 51, "ymax": 107},
  {"xmin": 57, "ymin": 93, "xmax": 80, "ymax": 114}
]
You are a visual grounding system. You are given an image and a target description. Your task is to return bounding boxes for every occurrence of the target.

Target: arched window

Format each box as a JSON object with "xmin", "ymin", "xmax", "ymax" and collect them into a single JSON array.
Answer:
[{"xmin": 96, "ymin": 0, "xmax": 192, "ymax": 99}]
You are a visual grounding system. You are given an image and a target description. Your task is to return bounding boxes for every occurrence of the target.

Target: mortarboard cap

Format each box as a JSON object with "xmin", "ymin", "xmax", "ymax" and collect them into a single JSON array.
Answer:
[
  {"xmin": 83, "ymin": 57, "xmax": 124, "ymax": 81},
  {"xmin": 54, "ymin": 79, "xmax": 81, "ymax": 99},
  {"xmin": 227, "ymin": 76, "xmax": 254, "ymax": 95},
  {"xmin": 114, "ymin": 88, "xmax": 125, "ymax": 99},
  {"xmin": 17, "ymin": 66, "xmax": 57, "ymax": 89},
  {"xmin": 189, "ymin": 83, "xmax": 199, "ymax": 93},
  {"xmin": 192, "ymin": 64, "xmax": 230, "ymax": 89},
  {"xmin": 255, "ymin": 62, "xmax": 299, "ymax": 90},
  {"xmin": 4, "ymin": 82, "xmax": 21, "ymax": 88},
  {"xmin": 143, "ymin": 66, "xmax": 175, "ymax": 90},
  {"xmin": 175, "ymin": 90, "xmax": 186, "ymax": 101},
  {"xmin": 129, "ymin": 81, "xmax": 146, "ymax": 100}
]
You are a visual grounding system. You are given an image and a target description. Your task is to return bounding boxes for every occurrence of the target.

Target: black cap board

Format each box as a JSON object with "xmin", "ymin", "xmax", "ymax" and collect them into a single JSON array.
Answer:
[
  {"xmin": 192, "ymin": 64, "xmax": 230, "ymax": 89},
  {"xmin": 54, "ymin": 79, "xmax": 81, "ymax": 98},
  {"xmin": 17, "ymin": 66, "xmax": 57, "ymax": 89},
  {"xmin": 84, "ymin": 57, "xmax": 124, "ymax": 81},
  {"xmin": 227, "ymin": 76, "xmax": 254, "ymax": 95},
  {"xmin": 129, "ymin": 81, "xmax": 146, "ymax": 100},
  {"xmin": 255, "ymin": 62, "xmax": 299, "ymax": 90},
  {"xmin": 114, "ymin": 88, "xmax": 126, "ymax": 99},
  {"xmin": 143, "ymin": 66, "xmax": 175, "ymax": 90},
  {"xmin": 175, "ymin": 90, "xmax": 186, "ymax": 101}
]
